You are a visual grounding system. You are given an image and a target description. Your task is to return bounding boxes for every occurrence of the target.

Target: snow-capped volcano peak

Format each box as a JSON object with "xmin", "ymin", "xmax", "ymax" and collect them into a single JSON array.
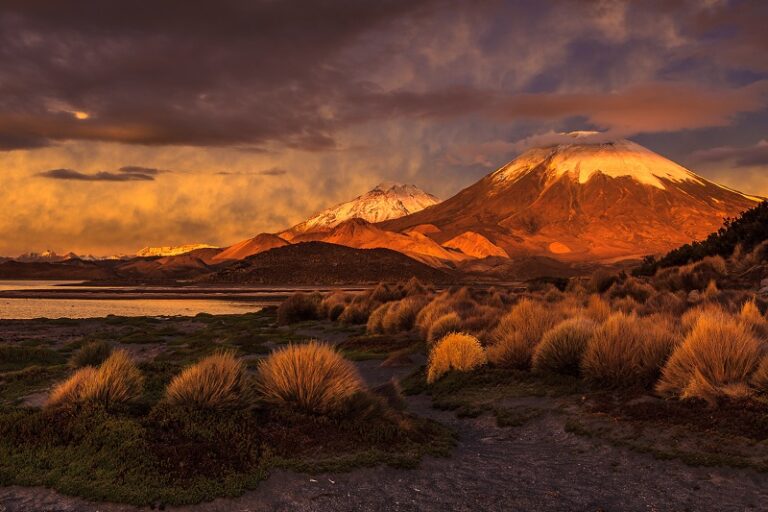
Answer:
[
  {"xmin": 492, "ymin": 139, "xmax": 704, "ymax": 190},
  {"xmin": 283, "ymin": 182, "xmax": 440, "ymax": 236}
]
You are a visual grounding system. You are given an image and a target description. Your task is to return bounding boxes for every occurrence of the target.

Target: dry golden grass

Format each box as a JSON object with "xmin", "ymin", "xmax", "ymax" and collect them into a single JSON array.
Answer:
[
  {"xmin": 47, "ymin": 350, "xmax": 143, "ymax": 408},
  {"xmin": 656, "ymin": 311, "xmax": 761, "ymax": 405},
  {"xmin": 277, "ymin": 292, "xmax": 321, "ymax": 325},
  {"xmin": 611, "ymin": 295, "xmax": 641, "ymax": 314},
  {"xmin": 532, "ymin": 317, "xmax": 596, "ymax": 375},
  {"xmin": 426, "ymin": 312, "xmax": 461, "ymax": 344},
  {"xmin": 680, "ymin": 303, "xmax": 725, "ymax": 333},
  {"xmin": 166, "ymin": 351, "xmax": 248, "ymax": 409},
  {"xmin": 415, "ymin": 295, "xmax": 453, "ymax": 338},
  {"xmin": 382, "ymin": 295, "xmax": 429, "ymax": 334},
  {"xmin": 739, "ymin": 299, "xmax": 767, "ymax": 337},
  {"xmin": 320, "ymin": 291, "xmax": 353, "ymax": 320},
  {"xmin": 458, "ymin": 305, "xmax": 503, "ymax": 337},
  {"xmin": 608, "ymin": 276, "xmax": 656, "ymax": 303},
  {"xmin": 487, "ymin": 298, "xmax": 561, "ymax": 369},
  {"xmin": 642, "ymin": 291, "xmax": 687, "ymax": 316},
  {"xmin": 581, "ymin": 313, "xmax": 679, "ymax": 387},
  {"xmin": 588, "ymin": 268, "xmax": 618, "ymax": 293},
  {"xmin": 338, "ymin": 302, "xmax": 371, "ymax": 324},
  {"xmin": 46, "ymin": 367, "xmax": 97, "ymax": 408},
  {"xmin": 585, "ymin": 294, "xmax": 611, "ymax": 323},
  {"xmin": 69, "ymin": 340, "xmax": 112, "ymax": 368},
  {"xmin": 702, "ymin": 279, "xmax": 719, "ymax": 300},
  {"xmin": 427, "ymin": 332, "xmax": 487, "ymax": 384},
  {"xmin": 366, "ymin": 302, "xmax": 392, "ymax": 334},
  {"xmin": 751, "ymin": 355, "xmax": 768, "ymax": 392},
  {"xmin": 256, "ymin": 341, "xmax": 363, "ymax": 414}
]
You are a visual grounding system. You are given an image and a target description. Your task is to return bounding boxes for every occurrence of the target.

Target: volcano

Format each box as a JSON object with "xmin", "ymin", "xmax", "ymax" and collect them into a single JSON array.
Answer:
[{"xmin": 380, "ymin": 138, "xmax": 761, "ymax": 262}]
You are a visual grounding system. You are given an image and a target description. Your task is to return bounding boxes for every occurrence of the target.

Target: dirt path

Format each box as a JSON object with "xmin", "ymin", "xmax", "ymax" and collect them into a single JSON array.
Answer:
[{"xmin": 3, "ymin": 334, "xmax": 768, "ymax": 511}]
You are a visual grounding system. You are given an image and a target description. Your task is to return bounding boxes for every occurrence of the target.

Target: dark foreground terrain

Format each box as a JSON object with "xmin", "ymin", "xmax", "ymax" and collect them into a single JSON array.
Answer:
[{"xmin": 1, "ymin": 310, "xmax": 767, "ymax": 511}]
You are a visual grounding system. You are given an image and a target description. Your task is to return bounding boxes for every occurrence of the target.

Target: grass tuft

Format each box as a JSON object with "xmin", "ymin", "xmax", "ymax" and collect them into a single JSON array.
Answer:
[
  {"xmin": 166, "ymin": 351, "xmax": 249, "ymax": 409},
  {"xmin": 256, "ymin": 341, "xmax": 364, "ymax": 414},
  {"xmin": 427, "ymin": 332, "xmax": 486, "ymax": 384}
]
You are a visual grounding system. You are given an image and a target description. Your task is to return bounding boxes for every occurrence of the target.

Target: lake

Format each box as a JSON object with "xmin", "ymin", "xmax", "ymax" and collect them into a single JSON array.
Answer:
[{"xmin": 0, "ymin": 280, "xmax": 268, "ymax": 319}]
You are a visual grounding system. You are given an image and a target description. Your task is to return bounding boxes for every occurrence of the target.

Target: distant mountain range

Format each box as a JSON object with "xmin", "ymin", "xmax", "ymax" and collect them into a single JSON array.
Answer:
[{"xmin": 2, "ymin": 137, "xmax": 761, "ymax": 283}]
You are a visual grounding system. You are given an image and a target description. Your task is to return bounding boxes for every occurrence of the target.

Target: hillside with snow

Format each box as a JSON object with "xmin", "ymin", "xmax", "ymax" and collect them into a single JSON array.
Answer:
[
  {"xmin": 136, "ymin": 244, "xmax": 218, "ymax": 257},
  {"xmin": 281, "ymin": 182, "xmax": 440, "ymax": 239}
]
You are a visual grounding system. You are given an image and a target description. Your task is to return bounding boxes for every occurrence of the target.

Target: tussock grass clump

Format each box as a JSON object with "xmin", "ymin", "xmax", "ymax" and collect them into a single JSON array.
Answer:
[
  {"xmin": 338, "ymin": 302, "xmax": 371, "ymax": 324},
  {"xmin": 657, "ymin": 312, "xmax": 761, "ymax": 405},
  {"xmin": 366, "ymin": 302, "xmax": 392, "ymax": 334},
  {"xmin": 166, "ymin": 352, "xmax": 249, "ymax": 409},
  {"xmin": 47, "ymin": 350, "xmax": 143, "ymax": 409},
  {"xmin": 69, "ymin": 340, "xmax": 112, "ymax": 368},
  {"xmin": 320, "ymin": 291, "xmax": 353, "ymax": 320},
  {"xmin": 589, "ymin": 268, "xmax": 618, "ymax": 294},
  {"xmin": 46, "ymin": 367, "xmax": 98, "ymax": 408},
  {"xmin": 642, "ymin": 291, "xmax": 687, "ymax": 316},
  {"xmin": 585, "ymin": 294, "xmax": 611, "ymax": 323},
  {"xmin": 532, "ymin": 317, "xmax": 595, "ymax": 376},
  {"xmin": 680, "ymin": 303, "xmax": 725, "ymax": 333},
  {"xmin": 369, "ymin": 283, "xmax": 402, "ymax": 303},
  {"xmin": 415, "ymin": 295, "xmax": 453, "ymax": 338},
  {"xmin": 487, "ymin": 299, "xmax": 561, "ymax": 369},
  {"xmin": 402, "ymin": 277, "xmax": 429, "ymax": 297},
  {"xmin": 751, "ymin": 355, "xmax": 768, "ymax": 392},
  {"xmin": 381, "ymin": 295, "xmax": 429, "ymax": 334},
  {"xmin": 256, "ymin": 341, "xmax": 363, "ymax": 414},
  {"xmin": 739, "ymin": 299, "xmax": 768, "ymax": 337},
  {"xmin": 427, "ymin": 312, "xmax": 461, "ymax": 344},
  {"xmin": 658, "ymin": 255, "xmax": 728, "ymax": 292},
  {"xmin": 458, "ymin": 305, "xmax": 503, "ymax": 337},
  {"xmin": 277, "ymin": 292, "xmax": 321, "ymax": 325},
  {"xmin": 608, "ymin": 276, "xmax": 656, "ymax": 303},
  {"xmin": 427, "ymin": 332, "xmax": 486, "ymax": 384},
  {"xmin": 581, "ymin": 313, "xmax": 679, "ymax": 388}
]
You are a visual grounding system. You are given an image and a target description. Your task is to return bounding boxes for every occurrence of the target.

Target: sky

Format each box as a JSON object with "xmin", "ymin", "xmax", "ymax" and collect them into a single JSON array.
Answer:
[{"xmin": 1, "ymin": 0, "xmax": 767, "ymax": 256}]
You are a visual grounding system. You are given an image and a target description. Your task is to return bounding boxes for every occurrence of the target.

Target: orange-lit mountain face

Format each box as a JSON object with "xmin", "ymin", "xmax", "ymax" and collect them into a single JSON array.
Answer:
[{"xmin": 381, "ymin": 139, "xmax": 761, "ymax": 262}]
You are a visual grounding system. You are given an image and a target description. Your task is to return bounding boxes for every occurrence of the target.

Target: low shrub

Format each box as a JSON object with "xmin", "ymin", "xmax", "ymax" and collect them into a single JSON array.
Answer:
[
  {"xmin": 69, "ymin": 340, "xmax": 112, "ymax": 368},
  {"xmin": 427, "ymin": 332, "xmax": 486, "ymax": 384},
  {"xmin": 657, "ymin": 311, "xmax": 761, "ymax": 405},
  {"xmin": 532, "ymin": 317, "xmax": 596, "ymax": 375},
  {"xmin": 256, "ymin": 341, "xmax": 363, "ymax": 414},
  {"xmin": 166, "ymin": 351, "xmax": 249, "ymax": 409},
  {"xmin": 47, "ymin": 350, "xmax": 144, "ymax": 409},
  {"xmin": 581, "ymin": 313, "xmax": 679, "ymax": 388}
]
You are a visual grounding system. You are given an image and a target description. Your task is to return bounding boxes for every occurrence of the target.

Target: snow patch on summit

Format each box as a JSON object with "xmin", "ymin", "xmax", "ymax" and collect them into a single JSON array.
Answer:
[
  {"xmin": 493, "ymin": 139, "xmax": 705, "ymax": 191},
  {"xmin": 286, "ymin": 182, "xmax": 440, "ymax": 235}
]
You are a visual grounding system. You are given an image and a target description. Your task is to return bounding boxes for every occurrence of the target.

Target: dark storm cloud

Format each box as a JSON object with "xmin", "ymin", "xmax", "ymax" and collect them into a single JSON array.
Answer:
[
  {"xmin": 692, "ymin": 140, "xmax": 768, "ymax": 167},
  {"xmin": 38, "ymin": 168, "xmax": 155, "ymax": 181},
  {"xmin": 0, "ymin": 0, "xmax": 447, "ymax": 150},
  {"xmin": 118, "ymin": 166, "xmax": 169, "ymax": 175},
  {"xmin": 216, "ymin": 167, "xmax": 288, "ymax": 176},
  {"xmin": 0, "ymin": 0, "xmax": 766, "ymax": 151}
]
